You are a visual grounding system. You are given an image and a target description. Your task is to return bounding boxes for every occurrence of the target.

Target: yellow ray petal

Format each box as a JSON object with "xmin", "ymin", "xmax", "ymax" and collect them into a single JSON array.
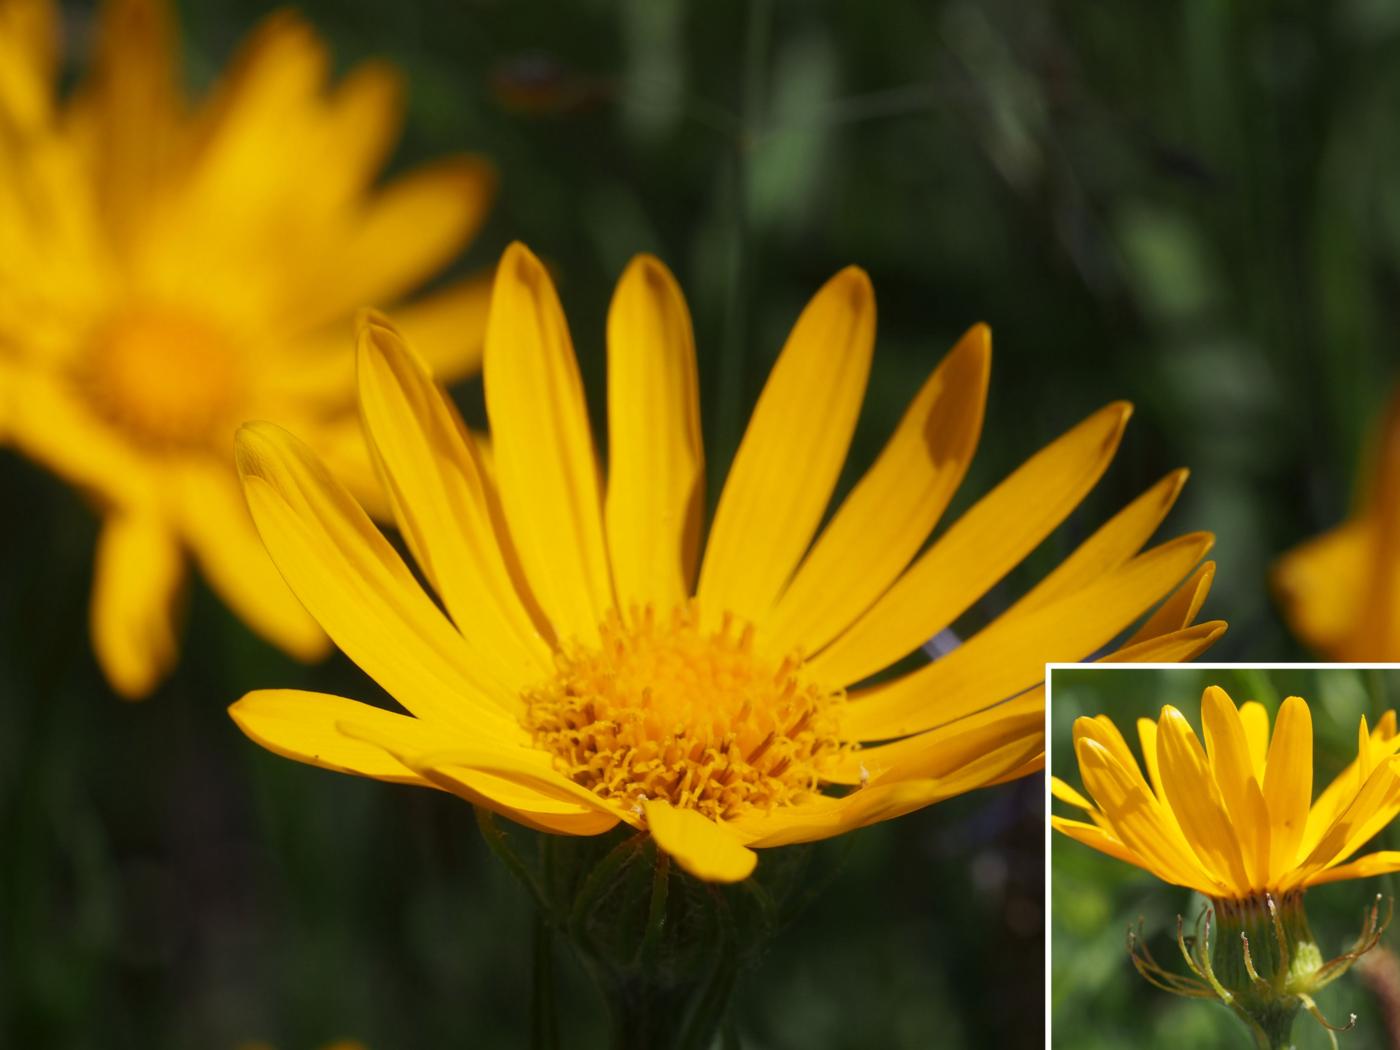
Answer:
[
  {"xmin": 357, "ymin": 314, "xmax": 552, "ymax": 687},
  {"xmin": 1101, "ymin": 620, "xmax": 1226, "ymax": 664},
  {"xmin": 1004, "ymin": 469, "xmax": 1189, "ymax": 618},
  {"xmin": 174, "ymin": 464, "xmax": 328, "ymax": 662},
  {"xmin": 809, "ymin": 402, "xmax": 1131, "ymax": 689},
  {"xmin": 230, "ymin": 688, "xmax": 434, "ymax": 785},
  {"xmin": 823, "ymin": 688, "xmax": 1042, "ymax": 785},
  {"xmin": 1051, "ymin": 816, "xmax": 1158, "ymax": 877},
  {"xmin": 604, "ymin": 255, "xmax": 704, "ymax": 612},
  {"xmin": 1262, "ymin": 696, "xmax": 1312, "ymax": 878},
  {"xmin": 765, "ymin": 324, "xmax": 989, "ymax": 656},
  {"xmin": 1155, "ymin": 706, "xmax": 1252, "ymax": 894},
  {"xmin": 1237, "ymin": 700, "xmax": 1270, "ymax": 779},
  {"xmin": 643, "ymin": 799, "xmax": 757, "ymax": 883},
  {"xmin": 1289, "ymin": 758, "xmax": 1400, "ymax": 890},
  {"xmin": 840, "ymin": 531, "xmax": 1212, "ymax": 740},
  {"xmin": 91, "ymin": 511, "xmax": 185, "ymax": 699},
  {"xmin": 1305, "ymin": 850, "xmax": 1400, "ymax": 887},
  {"xmin": 0, "ymin": 0, "xmax": 57, "ymax": 130},
  {"xmin": 483, "ymin": 243, "xmax": 613, "ymax": 643},
  {"xmin": 697, "ymin": 266, "xmax": 875, "ymax": 628},
  {"xmin": 1051, "ymin": 776, "xmax": 1097, "ymax": 812},
  {"xmin": 235, "ymin": 421, "xmax": 524, "ymax": 737},
  {"xmin": 1077, "ymin": 735, "xmax": 1221, "ymax": 894},
  {"xmin": 732, "ymin": 733, "xmax": 1044, "ymax": 849},
  {"xmin": 1199, "ymin": 686, "xmax": 1272, "ymax": 888},
  {"xmin": 1124, "ymin": 560, "xmax": 1216, "ymax": 645}
]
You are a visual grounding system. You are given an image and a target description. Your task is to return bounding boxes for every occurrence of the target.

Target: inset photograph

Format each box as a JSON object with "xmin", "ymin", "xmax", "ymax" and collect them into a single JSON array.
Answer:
[{"xmin": 1050, "ymin": 666, "xmax": 1400, "ymax": 1049}]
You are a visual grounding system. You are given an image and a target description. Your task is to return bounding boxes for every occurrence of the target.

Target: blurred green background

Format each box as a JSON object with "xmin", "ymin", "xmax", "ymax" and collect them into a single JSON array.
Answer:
[
  {"xmin": 4, "ymin": 0, "xmax": 1399, "ymax": 1045},
  {"xmin": 1051, "ymin": 667, "xmax": 1400, "ymax": 1049}
]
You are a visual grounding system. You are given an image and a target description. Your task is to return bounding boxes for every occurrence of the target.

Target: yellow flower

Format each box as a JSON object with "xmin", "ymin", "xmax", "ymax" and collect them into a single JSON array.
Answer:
[
  {"xmin": 1053, "ymin": 685, "xmax": 1400, "ymax": 898},
  {"xmin": 230, "ymin": 242, "xmax": 1222, "ymax": 883},
  {"xmin": 1274, "ymin": 388, "xmax": 1400, "ymax": 660},
  {"xmin": 0, "ymin": 0, "xmax": 494, "ymax": 697}
]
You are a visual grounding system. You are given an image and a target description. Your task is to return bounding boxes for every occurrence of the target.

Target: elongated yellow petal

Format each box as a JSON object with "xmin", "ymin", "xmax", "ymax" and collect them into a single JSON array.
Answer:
[
  {"xmin": 235, "ymin": 421, "xmax": 524, "ymax": 737},
  {"xmin": 90, "ymin": 511, "xmax": 185, "ymax": 699},
  {"xmin": 841, "ymin": 532, "xmax": 1212, "ymax": 739},
  {"xmin": 484, "ymin": 243, "xmax": 613, "ymax": 643},
  {"xmin": 1005, "ymin": 469, "xmax": 1189, "ymax": 619},
  {"xmin": 1051, "ymin": 816, "xmax": 1156, "ymax": 875},
  {"xmin": 697, "ymin": 267, "xmax": 874, "ymax": 628},
  {"xmin": 1102, "ymin": 620, "xmax": 1226, "ymax": 664},
  {"xmin": 809, "ymin": 402, "xmax": 1131, "ymax": 689},
  {"xmin": 0, "ymin": 0, "xmax": 56, "ymax": 130},
  {"xmin": 643, "ymin": 799, "xmax": 756, "ymax": 883},
  {"xmin": 174, "ymin": 464, "xmax": 329, "ymax": 662},
  {"xmin": 1237, "ymin": 701, "xmax": 1270, "ymax": 779},
  {"xmin": 1306, "ymin": 850, "xmax": 1400, "ymax": 887},
  {"xmin": 604, "ymin": 255, "xmax": 704, "ymax": 612},
  {"xmin": 1124, "ymin": 560, "xmax": 1216, "ymax": 645},
  {"xmin": 1075, "ymin": 735, "xmax": 1221, "ymax": 894},
  {"xmin": 765, "ymin": 324, "xmax": 988, "ymax": 656},
  {"xmin": 732, "ymin": 734, "xmax": 1044, "ymax": 849},
  {"xmin": 1262, "ymin": 696, "xmax": 1312, "ymax": 878},
  {"xmin": 1051, "ymin": 777, "xmax": 1096, "ymax": 812},
  {"xmin": 1200, "ymin": 686, "xmax": 1272, "ymax": 888},
  {"xmin": 1289, "ymin": 758, "xmax": 1400, "ymax": 890},
  {"xmin": 230, "ymin": 688, "xmax": 434, "ymax": 785},
  {"xmin": 357, "ymin": 314, "xmax": 552, "ymax": 688},
  {"xmin": 1155, "ymin": 706, "xmax": 1252, "ymax": 894}
]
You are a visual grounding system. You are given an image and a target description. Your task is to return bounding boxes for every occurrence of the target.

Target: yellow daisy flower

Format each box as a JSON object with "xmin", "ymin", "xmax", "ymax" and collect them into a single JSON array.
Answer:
[
  {"xmin": 0, "ymin": 0, "xmax": 494, "ymax": 697},
  {"xmin": 1274, "ymin": 388, "xmax": 1400, "ymax": 660},
  {"xmin": 1054, "ymin": 686, "xmax": 1400, "ymax": 898},
  {"xmin": 230, "ymin": 242, "xmax": 1222, "ymax": 883}
]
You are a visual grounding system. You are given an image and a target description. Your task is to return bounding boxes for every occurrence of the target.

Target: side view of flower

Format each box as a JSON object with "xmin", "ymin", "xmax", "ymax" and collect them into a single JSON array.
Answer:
[
  {"xmin": 1053, "ymin": 686, "xmax": 1400, "ymax": 1047},
  {"xmin": 230, "ymin": 240, "xmax": 1223, "ymax": 884},
  {"xmin": 0, "ymin": 0, "xmax": 494, "ymax": 696}
]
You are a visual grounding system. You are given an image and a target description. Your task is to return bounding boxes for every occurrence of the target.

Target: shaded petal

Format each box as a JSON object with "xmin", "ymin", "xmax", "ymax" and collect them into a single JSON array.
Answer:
[
  {"xmin": 1262, "ymin": 696, "xmax": 1312, "ymax": 878},
  {"xmin": 1051, "ymin": 816, "xmax": 1153, "ymax": 874},
  {"xmin": 604, "ymin": 255, "xmax": 704, "ymax": 612},
  {"xmin": 809, "ymin": 402, "xmax": 1131, "ymax": 689},
  {"xmin": 765, "ymin": 324, "xmax": 988, "ymax": 656},
  {"xmin": 235, "ymin": 421, "xmax": 524, "ymax": 737},
  {"xmin": 1050, "ymin": 776, "xmax": 1096, "ymax": 812},
  {"xmin": 484, "ymin": 243, "xmax": 613, "ymax": 643},
  {"xmin": 357, "ymin": 313, "xmax": 552, "ymax": 687},
  {"xmin": 1199, "ymin": 686, "xmax": 1271, "ymax": 888},
  {"xmin": 1237, "ymin": 701, "xmax": 1270, "ymax": 780},
  {"xmin": 840, "ymin": 532, "xmax": 1213, "ymax": 740},
  {"xmin": 697, "ymin": 267, "xmax": 874, "ymax": 628},
  {"xmin": 91, "ymin": 511, "xmax": 185, "ymax": 699},
  {"xmin": 1155, "ymin": 706, "xmax": 1252, "ymax": 894},
  {"xmin": 643, "ymin": 799, "xmax": 756, "ymax": 883}
]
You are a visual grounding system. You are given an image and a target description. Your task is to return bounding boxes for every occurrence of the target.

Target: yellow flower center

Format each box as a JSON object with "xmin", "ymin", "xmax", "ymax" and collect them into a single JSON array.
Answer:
[
  {"xmin": 80, "ymin": 309, "xmax": 243, "ymax": 449},
  {"xmin": 523, "ymin": 604, "xmax": 849, "ymax": 822}
]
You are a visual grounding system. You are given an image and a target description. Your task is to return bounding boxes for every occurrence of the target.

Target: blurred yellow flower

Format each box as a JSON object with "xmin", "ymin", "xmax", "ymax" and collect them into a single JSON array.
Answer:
[
  {"xmin": 1053, "ymin": 686, "xmax": 1400, "ymax": 898},
  {"xmin": 230, "ymin": 242, "xmax": 1221, "ymax": 883},
  {"xmin": 1274, "ymin": 388, "xmax": 1400, "ymax": 660},
  {"xmin": 0, "ymin": 0, "xmax": 494, "ymax": 696}
]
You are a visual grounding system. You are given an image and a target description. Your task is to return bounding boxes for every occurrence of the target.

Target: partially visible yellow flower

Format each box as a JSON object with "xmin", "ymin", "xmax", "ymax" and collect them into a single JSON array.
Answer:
[
  {"xmin": 1053, "ymin": 686, "xmax": 1400, "ymax": 898},
  {"xmin": 0, "ymin": 0, "xmax": 495, "ymax": 696},
  {"xmin": 230, "ymin": 242, "xmax": 1221, "ymax": 884},
  {"xmin": 1274, "ymin": 388, "xmax": 1400, "ymax": 659}
]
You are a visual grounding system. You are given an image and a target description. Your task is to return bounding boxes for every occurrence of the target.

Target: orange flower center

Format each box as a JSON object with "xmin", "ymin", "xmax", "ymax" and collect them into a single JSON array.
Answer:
[
  {"xmin": 523, "ymin": 604, "xmax": 848, "ymax": 822},
  {"xmin": 80, "ymin": 309, "xmax": 243, "ymax": 449}
]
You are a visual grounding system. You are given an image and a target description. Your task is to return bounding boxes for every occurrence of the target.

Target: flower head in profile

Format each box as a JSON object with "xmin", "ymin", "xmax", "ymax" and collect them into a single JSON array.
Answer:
[
  {"xmin": 231, "ymin": 242, "xmax": 1221, "ymax": 883},
  {"xmin": 1053, "ymin": 686, "xmax": 1399, "ymax": 1044},
  {"xmin": 0, "ymin": 0, "xmax": 494, "ymax": 696},
  {"xmin": 1275, "ymin": 386, "xmax": 1400, "ymax": 660}
]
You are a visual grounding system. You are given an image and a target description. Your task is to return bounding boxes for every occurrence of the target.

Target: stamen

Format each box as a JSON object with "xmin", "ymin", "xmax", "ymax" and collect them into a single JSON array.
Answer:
[{"xmin": 523, "ymin": 603, "xmax": 849, "ymax": 822}]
